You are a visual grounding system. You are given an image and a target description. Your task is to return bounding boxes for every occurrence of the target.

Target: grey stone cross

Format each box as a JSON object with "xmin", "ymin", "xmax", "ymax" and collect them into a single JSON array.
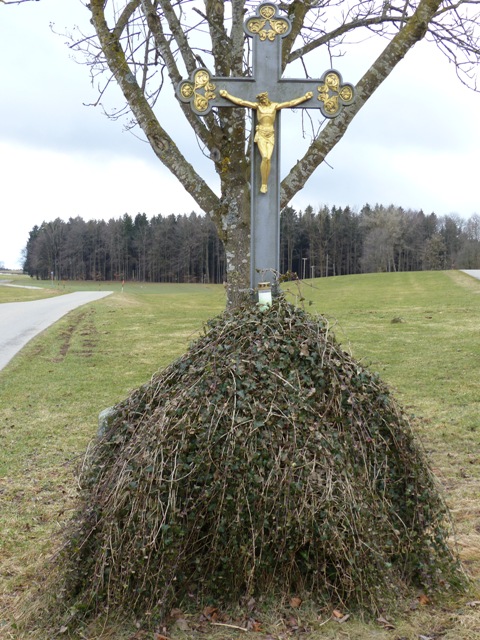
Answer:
[{"xmin": 177, "ymin": 1, "xmax": 354, "ymax": 290}]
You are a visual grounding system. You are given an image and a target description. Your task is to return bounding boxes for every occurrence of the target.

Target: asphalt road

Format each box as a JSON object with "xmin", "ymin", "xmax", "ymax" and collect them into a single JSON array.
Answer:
[
  {"xmin": 0, "ymin": 291, "xmax": 113, "ymax": 371},
  {"xmin": 461, "ymin": 270, "xmax": 480, "ymax": 280}
]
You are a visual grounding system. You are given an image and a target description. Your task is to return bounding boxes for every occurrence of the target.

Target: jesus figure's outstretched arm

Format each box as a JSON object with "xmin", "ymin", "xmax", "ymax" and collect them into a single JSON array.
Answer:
[
  {"xmin": 219, "ymin": 89, "xmax": 257, "ymax": 109},
  {"xmin": 276, "ymin": 92, "xmax": 313, "ymax": 110}
]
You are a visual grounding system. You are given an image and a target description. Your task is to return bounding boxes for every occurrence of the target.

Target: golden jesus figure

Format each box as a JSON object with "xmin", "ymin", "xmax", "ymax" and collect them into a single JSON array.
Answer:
[{"xmin": 219, "ymin": 89, "xmax": 313, "ymax": 193}]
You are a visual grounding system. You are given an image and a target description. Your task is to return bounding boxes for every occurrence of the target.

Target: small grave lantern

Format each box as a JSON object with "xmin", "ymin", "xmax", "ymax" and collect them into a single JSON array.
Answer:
[{"xmin": 258, "ymin": 281, "xmax": 272, "ymax": 309}]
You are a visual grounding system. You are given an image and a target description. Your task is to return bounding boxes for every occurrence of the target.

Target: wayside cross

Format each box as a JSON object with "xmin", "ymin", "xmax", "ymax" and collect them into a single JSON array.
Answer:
[{"xmin": 177, "ymin": 1, "xmax": 354, "ymax": 291}]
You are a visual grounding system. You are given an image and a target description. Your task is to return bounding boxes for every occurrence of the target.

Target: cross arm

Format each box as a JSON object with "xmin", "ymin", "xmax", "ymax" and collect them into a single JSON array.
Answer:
[
  {"xmin": 177, "ymin": 71, "xmax": 257, "ymax": 115},
  {"xmin": 177, "ymin": 68, "xmax": 354, "ymax": 119}
]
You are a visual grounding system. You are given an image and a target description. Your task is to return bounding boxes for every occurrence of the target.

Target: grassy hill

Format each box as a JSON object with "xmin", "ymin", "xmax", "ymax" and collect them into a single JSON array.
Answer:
[{"xmin": 0, "ymin": 271, "xmax": 479, "ymax": 639}]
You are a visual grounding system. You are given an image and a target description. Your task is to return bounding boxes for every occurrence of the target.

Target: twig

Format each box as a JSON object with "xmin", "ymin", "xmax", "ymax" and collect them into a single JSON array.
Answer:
[{"xmin": 211, "ymin": 622, "xmax": 247, "ymax": 631}]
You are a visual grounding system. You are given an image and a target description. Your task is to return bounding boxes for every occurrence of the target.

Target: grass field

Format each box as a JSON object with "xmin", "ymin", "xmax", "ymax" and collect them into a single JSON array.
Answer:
[{"xmin": 0, "ymin": 271, "xmax": 479, "ymax": 639}]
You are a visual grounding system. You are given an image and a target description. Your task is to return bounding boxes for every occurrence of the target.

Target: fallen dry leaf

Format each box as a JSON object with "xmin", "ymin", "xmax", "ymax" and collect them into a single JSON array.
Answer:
[
  {"xmin": 332, "ymin": 610, "xmax": 350, "ymax": 623},
  {"xmin": 245, "ymin": 618, "xmax": 262, "ymax": 632},
  {"xmin": 290, "ymin": 596, "xmax": 302, "ymax": 608},
  {"xmin": 285, "ymin": 615, "xmax": 299, "ymax": 629},
  {"xmin": 202, "ymin": 605, "xmax": 219, "ymax": 620},
  {"xmin": 418, "ymin": 594, "xmax": 430, "ymax": 606},
  {"xmin": 376, "ymin": 615, "xmax": 395, "ymax": 630},
  {"xmin": 174, "ymin": 618, "xmax": 190, "ymax": 632}
]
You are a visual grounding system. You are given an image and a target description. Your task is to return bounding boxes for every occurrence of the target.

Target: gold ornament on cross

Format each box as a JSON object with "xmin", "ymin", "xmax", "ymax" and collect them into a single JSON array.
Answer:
[
  {"xmin": 179, "ymin": 68, "xmax": 216, "ymax": 114},
  {"xmin": 317, "ymin": 71, "xmax": 354, "ymax": 117},
  {"xmin": 246, "ymin": 3, "xmax": 289, "ymax": 41}
]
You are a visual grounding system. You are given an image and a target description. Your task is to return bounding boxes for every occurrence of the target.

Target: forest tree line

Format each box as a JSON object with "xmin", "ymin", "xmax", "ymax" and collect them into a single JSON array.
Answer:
[{"xmin": 23, "ymin": 205, "xmax": 480, "ymax": 283}]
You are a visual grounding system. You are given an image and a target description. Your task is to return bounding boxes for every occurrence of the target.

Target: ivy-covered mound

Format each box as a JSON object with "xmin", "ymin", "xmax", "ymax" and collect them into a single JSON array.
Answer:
[{"xmin": 62, "ymin": 297, "xmax": 464, "ymax": 620}]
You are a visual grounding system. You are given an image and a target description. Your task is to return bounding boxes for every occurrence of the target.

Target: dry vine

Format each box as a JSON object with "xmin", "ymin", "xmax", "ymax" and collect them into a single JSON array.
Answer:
[{"xmin": 59, "ymin": 297, "xmax": 466, "ymax": 626}]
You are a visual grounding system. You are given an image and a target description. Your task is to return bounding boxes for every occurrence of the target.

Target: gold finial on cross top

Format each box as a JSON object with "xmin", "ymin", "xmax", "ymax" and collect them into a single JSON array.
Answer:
[{"xmin": 245, "ymin": 3, "xmax": 290, "ymax": 41}]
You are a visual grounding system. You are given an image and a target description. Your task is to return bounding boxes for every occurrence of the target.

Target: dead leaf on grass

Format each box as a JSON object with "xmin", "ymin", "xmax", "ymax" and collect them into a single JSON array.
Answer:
[
  {"xmin": 285, "ymin": 615, "xmax": 299, "ymax": 630},
  {"xmin": 174, "ymin": 618, "xmax": 190, "ymax": 632},
  {"xmin": 290, "ymin": 596, "xmax": 302, "ymax": 608},
  {"xmin": 376, "ymin": 615, "xmax": 395, "ymax": 630},
  {"xmin": 332, "ymin": 609, "xmax": 350, "ymax": 623},
  {"xmin": 418, "ymin": 594, "xmax": 430, "ymax": 606},
  {"xmin": 202, "ymin": 605, "xmax": 219, "ymax": 620},
  {"xmin": 246, "ymin": 618, "xmax": 262, "ymax": 632}
]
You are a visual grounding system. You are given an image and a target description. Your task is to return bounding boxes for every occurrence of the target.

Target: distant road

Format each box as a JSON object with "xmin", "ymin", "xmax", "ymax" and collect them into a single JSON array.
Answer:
[
  {"xmin": 0, "ymin": 291, "xmax": 113, "ymax": 371},
  {"xmin": 461, "ymin": 270, "xmax": 480, "ymax": 280}
]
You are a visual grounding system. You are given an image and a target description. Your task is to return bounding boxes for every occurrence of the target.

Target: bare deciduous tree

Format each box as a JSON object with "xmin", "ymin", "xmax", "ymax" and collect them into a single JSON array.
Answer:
[{"xmin": 7, "ymin": 0, "xmax": 480, "ymax": 302}]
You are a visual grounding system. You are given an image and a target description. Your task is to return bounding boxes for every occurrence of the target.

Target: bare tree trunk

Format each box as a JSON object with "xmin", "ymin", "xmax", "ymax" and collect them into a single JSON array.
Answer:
[{"xmin": 214, "ymin": 181, "xmax": 251, "ymax": 306}]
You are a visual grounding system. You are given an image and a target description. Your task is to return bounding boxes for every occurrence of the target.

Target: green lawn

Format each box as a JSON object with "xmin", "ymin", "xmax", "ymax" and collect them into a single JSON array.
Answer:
[{"xmin": 0, "ymin": 271, "xmax": 479, "ymax": 639}]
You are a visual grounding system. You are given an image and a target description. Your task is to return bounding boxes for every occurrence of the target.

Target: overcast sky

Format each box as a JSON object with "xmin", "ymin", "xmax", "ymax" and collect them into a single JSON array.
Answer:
[{"xmin": 1, "ymin": 1, "xmax": 479, "ymax": 269}]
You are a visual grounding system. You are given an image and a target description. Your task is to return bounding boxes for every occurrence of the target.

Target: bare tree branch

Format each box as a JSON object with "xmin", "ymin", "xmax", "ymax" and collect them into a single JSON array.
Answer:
[
  {"xmin": 281, "ymin": 0, "xmax": 445, "ymax": 206},
  {"xmin": 201, "ymin": 0, "xmax": 230, "ymax": 77},
  {"xmin": 288, "ymin": 15, "xmax": 404, "ymax": 64},
  {"xmin": 140, "ymin": 0, "xmax": 216, "ymax": 149},
  {"xmin": 89, "ymin": 0, "xmax": 219, "ymax": 215},
  {"xmin": 158, "ymin": 0, "xmax": 198, "ymax": 74},
  {"xmin": 230, "ymin": 0, "xmax": 247, "ymax": 76},
  {"xmin": 282, "ymin": 0, "xmax": 320, "ymax": 70},
  {"xmin": 113, "ymin": 0, "xmax": 141, "ymax": 40}
]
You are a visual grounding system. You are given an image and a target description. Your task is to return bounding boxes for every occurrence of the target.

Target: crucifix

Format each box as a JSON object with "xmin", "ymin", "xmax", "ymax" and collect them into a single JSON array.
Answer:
[{"xmin": 177, "ymin": 1, "xmax": 354, "ymax": 291}]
